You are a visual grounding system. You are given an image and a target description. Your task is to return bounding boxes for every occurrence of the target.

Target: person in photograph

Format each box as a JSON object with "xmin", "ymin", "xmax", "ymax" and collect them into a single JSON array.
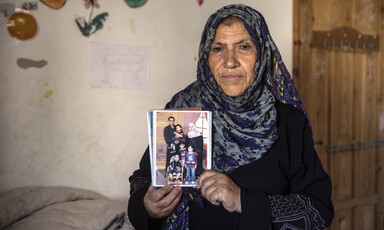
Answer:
[
  {"xmin": 129, "ymin": 4, "xmax": 333, "ymax": 229},
  {"xmin": 168, "ymin": 154, "xmax": 183, "ymax": 183},
  {"xmin": 170, "ymin": 124, "xmax": 184, "ymax": 154},
  {"xmin": 185, "ymin": 123, "xmax": 204, "ymax": 176},
  {"xmin": 184, "ymin": 145, "xmax": 198, "ymax": 184},
  {"xmin": 163, "ymin": 116, "xmax": 177, "ymax": 171},
  {"xmin": 187, "ymin": 123, "xmax": 202, "ymax": 138},
  {"xmin": 178, "ymin": 142, "xmax": 187, "ymax": 167},
  {"xmin": 178, "ymin": 142, "xmax": 188, "ymax": 184}
]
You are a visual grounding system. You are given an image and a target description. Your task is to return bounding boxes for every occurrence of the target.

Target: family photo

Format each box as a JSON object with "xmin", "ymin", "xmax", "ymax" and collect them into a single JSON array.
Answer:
[{"xmin": 152, "ymin": 110, "xmax": 211, "ymax": 187}]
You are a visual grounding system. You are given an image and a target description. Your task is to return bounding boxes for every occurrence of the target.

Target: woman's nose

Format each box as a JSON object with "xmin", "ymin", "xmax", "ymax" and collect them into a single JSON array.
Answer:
[{"xmin": 224, "ymin": 50, "xmax": 239, "ymax": 68}]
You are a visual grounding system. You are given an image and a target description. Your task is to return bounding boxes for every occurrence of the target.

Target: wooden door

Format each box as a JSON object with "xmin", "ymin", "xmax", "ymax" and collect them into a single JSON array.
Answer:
[{"xmin": 293, "ymin": 0, "xmax": 384, "ymax": 229}]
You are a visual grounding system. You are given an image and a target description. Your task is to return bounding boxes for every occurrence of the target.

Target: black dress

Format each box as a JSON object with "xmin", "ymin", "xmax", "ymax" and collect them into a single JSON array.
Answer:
[{"xmin": 128, "ymin": 103, "xmax": 334, "ymax": 230}]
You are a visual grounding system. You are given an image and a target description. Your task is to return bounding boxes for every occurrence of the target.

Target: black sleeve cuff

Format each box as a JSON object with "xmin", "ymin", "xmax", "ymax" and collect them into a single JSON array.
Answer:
[{"xmin": 238, "ymin": 188, "xmax": 271, "ymax": 230}]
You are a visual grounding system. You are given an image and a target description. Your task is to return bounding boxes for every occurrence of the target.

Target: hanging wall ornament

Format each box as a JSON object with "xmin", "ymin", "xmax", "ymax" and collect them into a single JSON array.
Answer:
[
  {"xmin": 75, "ymin": 0, "xmax": 108, "ymax": 37},
  {"xmin": 125, "ymin": 0, "xmax": 147, "ymax": 8},
  {"xmin": 7, "ymin": 11, "xmax": 38, "ymax": 40},
  {"xmin": 22, "ymin": 2, "xmax": 38, "ymax": 10},
  {"xmin": 40, "ymin": 0, "xmax": 66, "ymax": 10}
]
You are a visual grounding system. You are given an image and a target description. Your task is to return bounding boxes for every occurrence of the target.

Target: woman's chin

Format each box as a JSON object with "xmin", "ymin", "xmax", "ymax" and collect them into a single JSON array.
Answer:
[{"xmin": 222, "ymin": 88, "xmax": 246, "ymax": 97}]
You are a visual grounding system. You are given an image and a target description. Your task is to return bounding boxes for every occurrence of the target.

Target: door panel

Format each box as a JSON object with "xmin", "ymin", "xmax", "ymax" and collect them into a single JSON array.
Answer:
[
  {"xmin": 293, "ymin": 0, "xmax": 383, "ymax": 229},
  {"xmin": 332, "ymin": 209, "xmax": 353, "ymax": 230},
  {"xmin": 330, "ymin": 152, "xmax": 353, "ymax": 200}
]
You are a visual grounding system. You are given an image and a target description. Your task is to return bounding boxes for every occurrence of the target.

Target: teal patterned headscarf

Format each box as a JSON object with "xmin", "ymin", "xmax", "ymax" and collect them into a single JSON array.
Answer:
[{"xmin": 164, "ymin": 4, "xmax": 309, "ymax": 229}]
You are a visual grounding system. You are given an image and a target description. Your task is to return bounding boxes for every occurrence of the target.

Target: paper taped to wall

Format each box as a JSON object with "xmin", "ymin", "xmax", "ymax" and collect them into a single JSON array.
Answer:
[{"xmin": 91, "ymin": 42, "xmax": 150, "ymax": 90}]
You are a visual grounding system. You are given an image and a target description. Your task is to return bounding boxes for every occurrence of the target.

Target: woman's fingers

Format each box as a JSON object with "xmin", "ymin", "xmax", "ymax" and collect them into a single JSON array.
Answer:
[
  {"xmin": 197, "ymin": 170, "xmax": 222, "ymax": 198},
  {"xmin": 204, "ymin": 186, "xmax": 222, "ymax": 206},
  {"xmin": 196, "ymin": 170, "xmax": 217, "ymax": 189},
  {"xmin": 157, "ymin": 186, "xmax": 182, "ymax": 207},
  {"xmin": 144, "ymin": 185, "xmax": 183, "ymax": 218},
  {"xmin": 196, "ymin": 171, "xmax": 241, "ymax": 213},
  {"xmin": 160, "ymin": 187, "xmax": 183, "ymax": 214},
  {"xmin": 148, "ymin": 185, "xmax": 172, "ymax": 202}
]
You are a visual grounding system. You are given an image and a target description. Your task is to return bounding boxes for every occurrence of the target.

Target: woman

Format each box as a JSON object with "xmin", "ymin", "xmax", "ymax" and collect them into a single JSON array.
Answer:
[{"xmin": 128, "ymin": 4, "xmax": 334, "ymax": 230}]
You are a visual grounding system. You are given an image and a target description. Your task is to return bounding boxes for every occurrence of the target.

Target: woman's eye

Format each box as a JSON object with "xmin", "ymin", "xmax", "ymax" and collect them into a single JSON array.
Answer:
[
  {"xmin": 240, "ymin": 44, "xmax": 251, "ymax": 50},
  {"xmin": 212, "ymin": 47, "xmax": 222, "ymax": 52}
]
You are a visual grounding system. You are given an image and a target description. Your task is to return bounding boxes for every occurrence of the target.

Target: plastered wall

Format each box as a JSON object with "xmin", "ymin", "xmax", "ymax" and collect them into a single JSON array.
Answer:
[{"xmin": 0, "ymin": 0, "xmax": 292, "ymax": 200}]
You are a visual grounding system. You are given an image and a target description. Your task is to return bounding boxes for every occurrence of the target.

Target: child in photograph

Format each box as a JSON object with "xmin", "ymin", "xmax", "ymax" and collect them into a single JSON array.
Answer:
[
  {"xmin": 185, "ymin": 145, "xmax": 197, "ymax": 184},
  {"xmin": 170, "ymin": 124, "xmax": 184, "ymax": 154},
  {"xmin": 178, "ymin": 142, "xmax": 187, "ymax": 167},
  {"xmin": 168, "ymin": 154, "xmax": 182, "ymax": 183},
  {"xmin": 186, "ymin": 122, "xmax": 204, "ymax": 176}
]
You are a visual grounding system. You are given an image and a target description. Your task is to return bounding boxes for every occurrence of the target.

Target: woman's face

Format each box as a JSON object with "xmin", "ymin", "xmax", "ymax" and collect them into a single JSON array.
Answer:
[{"xmin": 208, "ymin": 20, "xmax": 257, "ymax": 97}]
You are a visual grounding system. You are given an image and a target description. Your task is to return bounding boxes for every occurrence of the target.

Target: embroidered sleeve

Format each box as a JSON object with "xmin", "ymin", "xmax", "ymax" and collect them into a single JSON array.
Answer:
[{"xmin": 268, "ymin": 194, "xmax": 327, "ymax": 230}]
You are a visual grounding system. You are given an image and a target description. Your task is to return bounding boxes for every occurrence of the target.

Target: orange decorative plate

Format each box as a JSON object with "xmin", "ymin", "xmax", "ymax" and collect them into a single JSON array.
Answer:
[
  {"xmin": 40, "ymin": 0, "xmax": 66, "ymax": 9},
  {"xmin": 8, "ymin": 12, "xmax": 38, "ymax": 40}
]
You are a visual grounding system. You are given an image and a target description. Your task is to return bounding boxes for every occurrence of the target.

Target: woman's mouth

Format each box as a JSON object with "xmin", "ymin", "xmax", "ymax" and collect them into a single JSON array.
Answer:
[{"xmin": 221, "ymin": 74, "xmax": 243, "ymax": 81}]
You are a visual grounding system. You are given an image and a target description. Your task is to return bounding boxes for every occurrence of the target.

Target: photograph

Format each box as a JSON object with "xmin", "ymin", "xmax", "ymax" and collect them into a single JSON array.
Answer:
[{"xmin": 150, "ymin": 110, "xmax": 211, "ymax": 187}]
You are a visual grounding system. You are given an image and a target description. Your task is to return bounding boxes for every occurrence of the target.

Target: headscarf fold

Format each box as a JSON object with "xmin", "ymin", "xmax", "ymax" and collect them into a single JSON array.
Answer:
[{"xmin": 164, "ymin": 4, "xmax": 309, "ymax": 229}]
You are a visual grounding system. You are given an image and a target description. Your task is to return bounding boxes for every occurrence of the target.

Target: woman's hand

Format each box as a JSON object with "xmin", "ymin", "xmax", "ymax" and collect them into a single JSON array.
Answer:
[
  {"xmin": 144, "ymin": 185, "xmax": 183, "ymax": 218},
  {"xmin": 196, "ymin": 170, "xmax": 241, "ymax": 213}
]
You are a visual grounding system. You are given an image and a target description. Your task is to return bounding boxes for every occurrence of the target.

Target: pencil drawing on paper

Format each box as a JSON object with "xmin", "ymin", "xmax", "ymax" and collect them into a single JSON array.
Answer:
[{"xmin": 91, "ymin": 42, "xmax": 150, "ymax": 89}]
